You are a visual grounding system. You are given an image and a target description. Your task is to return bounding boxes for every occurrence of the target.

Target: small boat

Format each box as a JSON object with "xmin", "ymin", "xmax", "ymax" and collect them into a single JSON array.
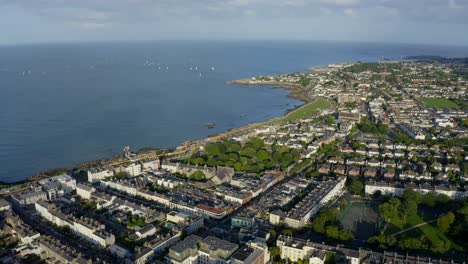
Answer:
[
  {"xmin": 212, "ymin": 67, "xmax": 215, "ymax": 71},
  {"xmin": 206, "ymin": 123, "xmax": 216, "ymax": 129}
]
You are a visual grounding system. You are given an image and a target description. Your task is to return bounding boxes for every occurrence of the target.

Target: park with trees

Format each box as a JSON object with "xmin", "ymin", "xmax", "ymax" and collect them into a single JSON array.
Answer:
[
  {"xmin": 369, "ymin": 189, "xmax": 468, "ymax": 255},
  {"xmin": 311, "ymin": 208, "xmax": 354, "ymax": 241},
  {"xmin": 186, "ymin": 137, "xmax": 301, "ymax": 174}
]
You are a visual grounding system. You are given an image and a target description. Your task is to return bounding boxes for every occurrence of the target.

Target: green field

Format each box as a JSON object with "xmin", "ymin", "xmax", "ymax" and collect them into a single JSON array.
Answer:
[
  {"xmin": 420, "ymin": 98, "xmax": 460, "ymax": 109},
  {"xmin": 280, "ymin": 98, "xmax": 332, "ymax": 122},
  {"xmin": 386, "ymin": 214, "xmax": 460, "ymax": 253}
]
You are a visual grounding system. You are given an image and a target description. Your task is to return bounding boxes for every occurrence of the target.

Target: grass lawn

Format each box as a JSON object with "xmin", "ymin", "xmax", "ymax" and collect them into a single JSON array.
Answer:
[
  {"xmin": 398, "ymin": 214, "xmax": 460, "ymax": 251},
  {"xmin": 420, "ymin": 98, "xmax": 460, "ymax": 109},
  {"xmin": 281, "ymin": 98, "xmax": 332, "ymax": 122}
]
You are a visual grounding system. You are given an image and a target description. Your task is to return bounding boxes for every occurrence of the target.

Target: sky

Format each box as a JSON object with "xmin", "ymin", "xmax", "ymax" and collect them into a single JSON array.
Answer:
[{"xmin": 1, "ymin": 0, "xmax": 468, "ymax": 46}]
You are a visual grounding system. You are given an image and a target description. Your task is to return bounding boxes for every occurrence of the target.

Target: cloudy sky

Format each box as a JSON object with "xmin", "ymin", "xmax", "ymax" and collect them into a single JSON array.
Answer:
[{"xmin": 1, "ymin": 0, "xmax": 468, "ymax": 45}]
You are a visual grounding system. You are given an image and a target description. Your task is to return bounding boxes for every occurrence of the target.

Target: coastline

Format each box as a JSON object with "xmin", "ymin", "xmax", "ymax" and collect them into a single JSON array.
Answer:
[
  {"xmin": 226, "ymin": 79, "xmax": 313, "ymax": 103},
  {"xmin": 2, "ymin": 80, "xmax": 311, "ymax": 186}
]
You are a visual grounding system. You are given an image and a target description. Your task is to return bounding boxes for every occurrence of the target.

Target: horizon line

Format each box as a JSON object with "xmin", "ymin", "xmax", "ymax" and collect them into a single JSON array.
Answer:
[{"xmin": 1, "ymin": 38, "xmax": 468, "ymax": 49}]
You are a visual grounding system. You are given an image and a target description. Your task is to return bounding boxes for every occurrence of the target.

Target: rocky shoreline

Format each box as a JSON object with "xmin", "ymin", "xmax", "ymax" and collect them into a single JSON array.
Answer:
[{"xmin": 226, "ymin": 79, "xmax": 312, "ymax": 103}]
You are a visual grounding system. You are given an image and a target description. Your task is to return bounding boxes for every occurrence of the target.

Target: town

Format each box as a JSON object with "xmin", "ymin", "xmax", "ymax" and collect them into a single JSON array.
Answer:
[{"xmin": 1, "ymin": 57, "xmax": 467, "ymax": 264}]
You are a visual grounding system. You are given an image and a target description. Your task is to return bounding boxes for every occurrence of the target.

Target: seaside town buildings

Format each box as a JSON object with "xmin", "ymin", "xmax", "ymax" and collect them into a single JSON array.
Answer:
[
  {"xmin": 269, "ymin": 177, "xmax": 346, "ymax": 229},
  {"xmin": 1, "ymin": 59, "xmax": 467, "ymax": 264}
]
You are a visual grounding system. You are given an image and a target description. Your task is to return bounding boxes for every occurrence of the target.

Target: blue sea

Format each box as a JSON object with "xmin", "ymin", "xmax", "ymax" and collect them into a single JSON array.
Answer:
[{"xmin": 1, "ymin": 40, "xmax": 468, "ymax": 182}]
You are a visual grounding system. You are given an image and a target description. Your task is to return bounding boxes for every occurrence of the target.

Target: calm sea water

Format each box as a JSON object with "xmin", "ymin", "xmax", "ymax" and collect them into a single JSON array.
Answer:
[{"xmin": 1, "ymin": 41, "xmax": 468, "ymax": 182}]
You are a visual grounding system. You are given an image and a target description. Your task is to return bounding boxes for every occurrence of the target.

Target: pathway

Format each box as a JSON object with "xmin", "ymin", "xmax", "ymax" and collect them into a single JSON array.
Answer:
[{"xmin": 390, "ymin": 219, "xmax": 436, "ymax": 236}]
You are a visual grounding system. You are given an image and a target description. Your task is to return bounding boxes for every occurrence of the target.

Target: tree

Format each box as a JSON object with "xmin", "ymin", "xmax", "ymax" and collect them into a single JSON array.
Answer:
[
  {"xmin": 379, "ymin": 198, "xmax": 402, "ymax": 224},
  {"xmin": 324, "ymin": 252, "xmax": 336, "ymax": 264},
  {"xmin": 225, "ymin": 140, "xmax": 242, "ymax": 153},
  {"xmin": 269, "ymin": 229, "xmax": 277, "ymax": 238},
  {"xmin": 190, "ymin": 157, "xmax": 205, "ymax": 165},
  {"xmin": 228, "ymin": 153, "xmax": 240, "ymax": 162},
  {"xmin": 339, "ymin": 229, "xmax": 353, "ymax": 241},
  {"xmin": 280, "ymin": 153, "xmax": 294, "ymax": 168},
  {"xmin": 256, "ymin": 149, "xmax": 271, "ymax": 162},
  {"xmin": 403, "ymin": 200, "xmax": 418, "ymax": 219},
  {"xmin": 462, "ymin": 118, "xmax": 468, "ymax": 127},
  {"xmin": 402, "ymin": 189, "xmax": 422, "ymax": 204},
  {"xmin": 431, "ymin": 239, "xmax": 451, "ymax": 254},
  {"xmin": 189, "ymin": 171, "xmax": 206, "ymax": 181},
  {"xmin": 437, "ymin": 212, "xmax": 455, "ymax": 233},
  {"xmin": 399, "ymin": 237, "xmax": 424, "ymax": 250},
  {"xmin": 240, "ymin": 147, "xmax": 257, "ymax": 158},
  {"xmin": 349, "ymin": 178, "xmax": 364, "ymax": 195},
  {"xmin": 312, "ymin": 216, "xmax": 328, "ymax": 233},
  {"xmin": 372, "ymin": 190, "xmax": 382, "ymax": 200},
  {"xmin": 312, "ymin": 208, "xmax": 339, "ymax": 234},
  {"xmin": 324, "ymin": 225, "xmax": 353, "ymax": 241},
  {"xmin": 204, "ymin": 142, "xmax": 226, "ymax": 157},
  {"xmin": 270, "ymin": 247, "xmax": 281, "ymax": 261},
  {"xmin": 325, "ymin": 225, "xmax": 341, "ymax": 239},
  {"xmin": 421, "ymin": 192, "xmax": 436, "ymax": 208},
  {"xmin": 245, "ymin": 137, "xmax": 266, "ymax": 150},
  {"xmin": 282, "ymin": 229, "xmax": 294, "ymax": 236}
]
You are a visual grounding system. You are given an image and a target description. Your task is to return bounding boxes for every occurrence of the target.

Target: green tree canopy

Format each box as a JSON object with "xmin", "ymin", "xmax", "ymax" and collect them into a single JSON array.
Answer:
[
  {"xmin": 348, "ymin": 178, "xmax": 364, "ymax": 195},
  {"xmin": 437, "ymin": 212, "xmax": 455, "ymax": 233},
  {"xmin": 189, "ymin": 171, "xmax": 207, "ymax": 181},
  {"xmin": 379, "ymin": 198, "xmax": 402, "ymax": 224}
]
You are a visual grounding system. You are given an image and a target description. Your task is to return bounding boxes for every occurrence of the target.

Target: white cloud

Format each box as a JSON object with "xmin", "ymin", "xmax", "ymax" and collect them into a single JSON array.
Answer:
[
  {"xmin": 319, "ymin": 7, "xmax": 333, "ymax": 15},
  {"xmin": 70, "ymin": 21, "xmax": 111, "ymax": 30},
  {"xmin": 1, "ymin": 0, "xmax": 468, "ymax": 24},
  {"xmin": 343, "ymin": 8, "xmax": 357, "ymax": 17},
  {"xmin": 449, "ymin": 0, "xmax": 462, "ymax": 9},
  {"xmin": 320, "ymin": 0, "xmax": 360, "ymax": 7},
  {"xmin": 243, "ymin": 9, "xmax": 257, "ymax": 16}
]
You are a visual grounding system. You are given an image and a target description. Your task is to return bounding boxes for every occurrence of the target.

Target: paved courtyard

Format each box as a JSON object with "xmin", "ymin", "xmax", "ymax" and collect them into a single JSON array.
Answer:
[{"xmin": 339, "ymin": 201, "xmax": 379, "ymax": 241}]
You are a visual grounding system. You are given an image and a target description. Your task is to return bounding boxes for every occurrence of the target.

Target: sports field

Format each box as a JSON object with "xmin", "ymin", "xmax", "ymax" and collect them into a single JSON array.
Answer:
[
  {"xmin": 420, "ymin": 98, "xmax": 460, "ymax": 109},
  {"xmin": 281, "ymin": 98, "xmax": 332, "ymax": 122}
]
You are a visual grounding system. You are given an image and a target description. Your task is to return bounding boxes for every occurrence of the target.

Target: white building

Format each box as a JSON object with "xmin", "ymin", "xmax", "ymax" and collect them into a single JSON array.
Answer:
[
  {"xmin": 365, "ymin": 181, "xmax": 467, "ymax": 199},
  {"xmin": 283, "ymin": 177, "xmax": 346, "ymax": 229},
  {"xmin": 123, "ymin": 163, "xmax": 142, "ymax": 177},
  {"xmin": 39, "ymin": 174, "xmax": 76, "ymax": 194},
  {"xmin": 142, "ymin": 159, "xmax": 161, "ymax": 171},
  {"xmin": 12, "ymin": 191, "xmax": 47, "ymax": 205},
  {"xmin": 87, "ymin": 168, "xmax": 114, "ymax": 183},
  {"xmin": 76, "ymin": 183, "xmax": 95, "ymax": 200},
  {"xmin": 35, "ymin": 200, "xmax": 115, "ymax": 248},
  {"xmin": 167, "ymin": 236, "xmax": 238, "ymax": 264},
  {"xmin": 276, "ymin": 236, "xmax": 316, "ymax": 262}
]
